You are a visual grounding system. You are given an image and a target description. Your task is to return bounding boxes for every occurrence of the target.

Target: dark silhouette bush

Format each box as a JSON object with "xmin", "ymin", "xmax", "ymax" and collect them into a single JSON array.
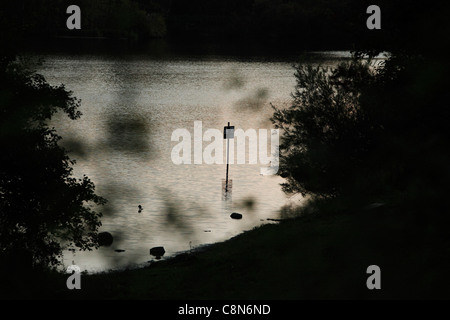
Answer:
[{"xmin": 0, "ymin": 57, "xmax": 106, "ymax": 270}]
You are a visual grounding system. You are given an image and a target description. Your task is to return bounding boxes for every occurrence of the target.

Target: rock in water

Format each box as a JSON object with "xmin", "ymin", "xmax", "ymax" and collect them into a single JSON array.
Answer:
[
  {"xmin": 98, "ymin": 232, "xmax": 114, "ymax": 246},
  {"xmin": 150, "ymin": 246, "xmax": 166, "ymax": 259},
  {"xmin": 230, "ymin": 212, "xmax": 243, "ymax": 219}
]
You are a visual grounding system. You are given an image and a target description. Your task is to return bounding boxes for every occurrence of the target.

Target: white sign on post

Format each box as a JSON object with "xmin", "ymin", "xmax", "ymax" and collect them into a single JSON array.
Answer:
[{"xmin": 224, "ymin": 125, "xmax": 235, "ymax": 139}]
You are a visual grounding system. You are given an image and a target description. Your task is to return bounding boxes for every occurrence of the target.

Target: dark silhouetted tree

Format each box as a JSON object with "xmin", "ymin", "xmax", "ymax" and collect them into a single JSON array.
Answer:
[
  {"xmin": 272, "ymin": 56, "xmax": 378, "ymax": 197},
  {"xmin": 272, "ymin": 50, "xmax": 450, "ymax": 224},
  {"xmin": 0, "ymin": 57, "xmax": 106, "ymax": 270}
]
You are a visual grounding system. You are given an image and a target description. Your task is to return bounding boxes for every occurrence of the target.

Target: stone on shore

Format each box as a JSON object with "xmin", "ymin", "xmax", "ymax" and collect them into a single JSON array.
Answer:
[
  {"xmin": 98, "ymin": 232, "xmax": 114, "ymax": 246},
  {"xmin": 150, "ymin": 246, "xmax": 166, "ymax": 259},
  {"xmin": 230, "ymin": 212, "xmax": 243, "ymax": 219}
]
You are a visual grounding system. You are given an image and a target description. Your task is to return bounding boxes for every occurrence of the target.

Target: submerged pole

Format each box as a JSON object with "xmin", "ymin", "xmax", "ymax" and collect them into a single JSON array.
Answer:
[
  {"xmin": 225, "ymin": 122, "xmax": 230, "ymax": 193},
  {"xmin": 223, "ymin": 121, "xmax": 234, "ymax": 196}
]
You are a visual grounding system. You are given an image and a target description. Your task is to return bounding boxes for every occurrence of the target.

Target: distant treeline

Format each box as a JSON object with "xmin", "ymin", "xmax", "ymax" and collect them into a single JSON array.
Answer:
[{"xmin": 0, "ymin": 0, "xmax": 448, "ymax": 52}]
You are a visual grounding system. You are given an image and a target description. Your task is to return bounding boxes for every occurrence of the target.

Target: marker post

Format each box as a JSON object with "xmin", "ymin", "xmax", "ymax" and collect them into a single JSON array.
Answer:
[{"xmin": 223, "ymin": 122, "xmax": 235, "ymax": 194}]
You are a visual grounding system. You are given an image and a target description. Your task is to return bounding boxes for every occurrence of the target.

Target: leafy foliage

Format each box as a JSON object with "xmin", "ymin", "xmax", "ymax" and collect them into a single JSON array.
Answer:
[
  {"xmin": 0, "ymin": 58, "xmax": 106, "ymax": 269},
  {"xmin": 272, "ymin": 56, "xmax": 378, "ymax": 197},
  {"xmin": 272, "ymin": 52, "xmax": 450, "ymax": 214}
]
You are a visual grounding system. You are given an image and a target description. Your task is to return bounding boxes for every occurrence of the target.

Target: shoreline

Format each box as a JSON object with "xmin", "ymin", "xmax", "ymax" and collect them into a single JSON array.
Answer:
[{"xmin": 4, "ymin": 202, "xmax": 449, "ymax": 299}]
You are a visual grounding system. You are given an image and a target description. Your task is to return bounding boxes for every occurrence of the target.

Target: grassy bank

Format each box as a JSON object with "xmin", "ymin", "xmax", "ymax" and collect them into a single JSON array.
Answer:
[{"xmin": 2, "ymin": 201, "xmax": 450, "ymax": 300}]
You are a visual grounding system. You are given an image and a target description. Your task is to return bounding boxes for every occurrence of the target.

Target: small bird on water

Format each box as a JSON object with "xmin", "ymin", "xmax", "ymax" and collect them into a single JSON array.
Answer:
[{"xmin": 138, "ymin": 205, "xmax": 143, "ymax": 213}]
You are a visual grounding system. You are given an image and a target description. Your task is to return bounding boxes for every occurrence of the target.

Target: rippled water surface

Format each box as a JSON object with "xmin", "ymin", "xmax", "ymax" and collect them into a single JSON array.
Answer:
[{"xmin": 35, "ymin": 51, "xmax": 349, "ymax": 272}]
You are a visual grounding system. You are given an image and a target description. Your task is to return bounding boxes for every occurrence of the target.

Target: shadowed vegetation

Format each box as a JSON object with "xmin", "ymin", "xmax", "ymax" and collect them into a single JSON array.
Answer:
[
  {"xmin": 272, "ymin": 51, "xmax": 450, "ymax": 229},
  {"xmin": 0, "ymin": 56, "xmax": 106, "ymax": 279}
]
